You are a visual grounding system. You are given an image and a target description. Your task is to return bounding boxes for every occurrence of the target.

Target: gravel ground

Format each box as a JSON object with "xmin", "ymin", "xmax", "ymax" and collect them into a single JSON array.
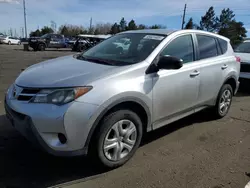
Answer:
[{"xmin": 0, "ymin": 44, "xmax": 250, "ymax": 188}]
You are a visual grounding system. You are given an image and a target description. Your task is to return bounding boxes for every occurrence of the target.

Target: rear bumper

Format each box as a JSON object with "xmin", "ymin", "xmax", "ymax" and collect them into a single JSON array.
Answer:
[
  {"xmin": 235, "ymin": 81, "xmax": 240, "ymax": 95},
  {"xmin": 240, "ymin": 72, "xmax": 250, "ymax": 79}
]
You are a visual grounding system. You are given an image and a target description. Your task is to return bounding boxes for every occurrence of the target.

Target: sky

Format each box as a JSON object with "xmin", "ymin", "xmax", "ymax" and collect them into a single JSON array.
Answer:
[{"xmin": 0, "ymin": 0, "xmax": 249, "ymax": 37}]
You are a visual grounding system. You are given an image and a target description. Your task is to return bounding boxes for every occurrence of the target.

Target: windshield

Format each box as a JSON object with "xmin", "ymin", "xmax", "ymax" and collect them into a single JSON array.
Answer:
[
  {"xmin": 41, "ymin": 34, "xmax": 49, "ymax": 39},
  {"xmin": 79, "ymin": 33, "xmax": 166, "ymax": 65},
  {"xmin": 234, "ymin": 41, "xmax": 250, "ymax": 53}
]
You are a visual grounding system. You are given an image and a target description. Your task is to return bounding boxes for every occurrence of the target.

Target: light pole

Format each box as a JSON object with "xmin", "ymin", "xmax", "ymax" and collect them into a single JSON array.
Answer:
[{"xmin": 23, "ymin": 0, "xmax": 27, "ymax": 38}]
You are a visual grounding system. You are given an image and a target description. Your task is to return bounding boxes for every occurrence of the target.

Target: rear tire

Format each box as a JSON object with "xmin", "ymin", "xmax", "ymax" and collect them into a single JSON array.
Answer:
[
  {"xmin": 77, "ymin": 44, "xmax": 86, "ymax": 52},
  {"xmin": 212, "ymin": 84, "xmax": 233, "ymax": 118},
  {"xmin": 90, "ymin": 110, "xmax": 143, "ymax": 168},
  {"xmin": 38, "ymin": 43, "xmax": 45, "ymax": 51}
]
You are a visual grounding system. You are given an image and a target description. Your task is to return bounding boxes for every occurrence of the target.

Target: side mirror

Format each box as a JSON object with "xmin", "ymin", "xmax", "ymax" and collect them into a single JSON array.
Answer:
[
  {"xmin": 158, "ymin": 56, "xmax": 183, "ymax": 70},
  {"xmin": 145, "ymin": 55, "xmax": 183, "ymax": 74}
]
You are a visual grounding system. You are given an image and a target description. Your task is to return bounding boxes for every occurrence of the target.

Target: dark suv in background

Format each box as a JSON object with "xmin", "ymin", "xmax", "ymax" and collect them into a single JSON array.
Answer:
[{"xmin": 29, "ymin": 34, "xmax": 67, "ymax": 51}]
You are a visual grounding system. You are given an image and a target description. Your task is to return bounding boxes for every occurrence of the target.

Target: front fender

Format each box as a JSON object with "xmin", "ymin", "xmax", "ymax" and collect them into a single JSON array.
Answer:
[{"xmin": 83, "ymin": 92, "xmax": 152, "ymax": 151}]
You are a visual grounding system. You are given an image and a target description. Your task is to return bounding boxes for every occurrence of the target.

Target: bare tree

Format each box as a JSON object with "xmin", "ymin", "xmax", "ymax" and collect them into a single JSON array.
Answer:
[{"xmin": 94, "ymin": 23, "xmax": 112, "ymax": 34}]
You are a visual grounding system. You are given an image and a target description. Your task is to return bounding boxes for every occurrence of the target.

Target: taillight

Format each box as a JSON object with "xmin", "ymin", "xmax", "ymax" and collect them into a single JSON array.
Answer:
[{"xmin": 235, "ymin": 56, "xmax": 241, "ymax": 63}]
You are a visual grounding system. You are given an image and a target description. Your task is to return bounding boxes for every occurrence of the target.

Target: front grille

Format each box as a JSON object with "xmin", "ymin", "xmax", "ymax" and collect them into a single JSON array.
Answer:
[
  {"xmin": 22, "ymin": 88, "xmax": 40, "ymax": 94},
  {"xmin": 241, "ymin": 63, "xmax": 250, "ymax": 73},
  {"xmin": 14, "ymin": 86, "xmax": 40, "ymax": 101}
]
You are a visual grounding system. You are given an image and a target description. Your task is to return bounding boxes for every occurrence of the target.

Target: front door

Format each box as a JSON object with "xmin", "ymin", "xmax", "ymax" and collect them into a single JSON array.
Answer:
[{"xmin": 152, "ymin": 34, "xmax": 200, "ymax": 129}]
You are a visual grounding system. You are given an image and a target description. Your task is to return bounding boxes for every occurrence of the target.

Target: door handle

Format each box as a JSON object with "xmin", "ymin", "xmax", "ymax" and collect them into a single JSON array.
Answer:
[
  {"xmin": 190, "ymin": 70, "xmax": 200, "ymax": 77},
  {"xmin": 221, "ymin": 64, "xmax": 228, "ymax": 70}
]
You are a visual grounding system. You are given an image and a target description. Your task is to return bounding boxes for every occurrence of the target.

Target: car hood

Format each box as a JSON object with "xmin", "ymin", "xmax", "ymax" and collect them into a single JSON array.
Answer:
[
  {"xmin": 235, "ymin": 52, "xmax": 250, "ymax": 63},
  {"xmin": 15, "ymin": 55, "xmax": 127, "ymax": 88}
]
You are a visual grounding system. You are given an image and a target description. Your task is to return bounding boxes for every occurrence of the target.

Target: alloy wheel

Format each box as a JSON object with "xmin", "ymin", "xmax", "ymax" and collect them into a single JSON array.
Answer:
[
  {"xmin": 103, "ymin": 119, "xmax": 137, "ymax": 161},
  {"xmin": 219, "ymin": 89, "xmax": 232, "ymax": 115}
]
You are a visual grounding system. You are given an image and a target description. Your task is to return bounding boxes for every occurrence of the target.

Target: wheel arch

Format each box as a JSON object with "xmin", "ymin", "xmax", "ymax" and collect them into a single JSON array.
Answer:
[
  {"xmin": 84, "ymin": 97, "xmax": 152, "ymax": 152},
  {"xmin": 223, "ymin": 75, "xmax": 238, "ymax": 95},
  {"xmin": 37, "ymin": 42, "xmax": 47, "ymax": 48}
]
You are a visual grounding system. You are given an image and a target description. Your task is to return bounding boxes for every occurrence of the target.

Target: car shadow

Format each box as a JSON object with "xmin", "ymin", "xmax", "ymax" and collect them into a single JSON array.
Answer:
[
  {"xmin": 141, "ymin": 109, "xmax": 215, "ymax": 145},
  {"xmin": 0, "ymin": 115, "xmax": 107, "ymax": 188},
  {"xmin": 0, "ymin": 108, "xmax": 217, "ymax": 188}
]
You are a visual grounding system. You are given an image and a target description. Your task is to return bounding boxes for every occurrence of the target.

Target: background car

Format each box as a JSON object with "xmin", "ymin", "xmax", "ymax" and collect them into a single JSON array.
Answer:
[
  {"xmin": 72, "ymin": 34, "xmax": 111, "ymax": 52},
  {"xmin": 234, "ymin": 39, "xmax": 250, "ymax": 80},
  {"xmin": 29, "ymin": 34, "xmax": 67, "ymax": 51},
  {"xmin": 65, "ymin": 37, "xmax": 77, "ymax": 48},
  {"xmin": 0, "ymin": 36, "xmax": 21, "ymax": 45}
]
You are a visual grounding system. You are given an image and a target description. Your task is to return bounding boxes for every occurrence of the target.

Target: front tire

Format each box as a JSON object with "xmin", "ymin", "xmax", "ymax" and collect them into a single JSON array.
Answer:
[
  {"xmin": 92, "ymin": 110, "xmax": 143, "ymax": 168},
  {"xmin": 8, "ymin": 41, "xmax": 11, "ymax": 45},
  {"xmin": 213, "ymin": 84, "xmax": 233, "ymax": 118},
  {"xmin": 38, "ymin": 43, "xmax": 45, "ymax": 51}
]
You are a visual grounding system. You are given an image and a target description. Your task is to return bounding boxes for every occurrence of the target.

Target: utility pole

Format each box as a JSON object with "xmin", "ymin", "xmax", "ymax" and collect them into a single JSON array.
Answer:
[
  {"xmin": 23, "ymin": 0, "xmax": 28, "ymax": 38},
  {"xmin": 51, "ymin": 21, "xmax": 57, "ymax": 33},
  {"xmin": 181, "ymin": 3, "xmax": 187, "ymax": 29},
  {"xmin": 9, "ymin": 28, "xmax": 13, "ymax": 36},
  {"xmin": 89, "ymin": 17, "xmax": 92, "ymax": 30},
  {"xmin": 21, "ymin": 27, "xmax": 24, "ymax": 38}
]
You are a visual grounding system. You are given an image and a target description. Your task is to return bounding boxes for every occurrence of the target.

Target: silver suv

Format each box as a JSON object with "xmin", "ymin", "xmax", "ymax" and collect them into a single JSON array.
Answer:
[{"xmin": 5, "ymin": 29, "xmax": 240, "ymax": 168}]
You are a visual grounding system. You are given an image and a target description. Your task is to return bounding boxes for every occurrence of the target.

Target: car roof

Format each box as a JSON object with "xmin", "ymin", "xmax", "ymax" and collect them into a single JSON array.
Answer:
[
  {"xmin": 78, "ymin": 34, "xmax": 112, "ymax": 39},
  {"xmin": 120, "ymin": 29, "xmax": 176, "ymax": 35},
  {"xmin": 119, "ymin": 29, "xmax": 230, "ymax": 41}
]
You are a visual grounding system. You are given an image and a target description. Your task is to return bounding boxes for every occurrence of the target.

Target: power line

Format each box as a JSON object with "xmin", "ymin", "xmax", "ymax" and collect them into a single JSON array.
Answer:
[{"xmin": 181, "ymin": 3, "xmax": 187, "ymax": 29}]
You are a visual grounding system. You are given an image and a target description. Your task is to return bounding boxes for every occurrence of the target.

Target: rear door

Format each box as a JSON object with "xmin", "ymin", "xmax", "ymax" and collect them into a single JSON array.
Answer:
[
  {"xmin": 48, "ymin": 34, "xmax": 59, "ymax": 48},
  {"xmin": 195, "ymin": 34, "xmax": 229, "ymax": 105},
  {"xmin": 56, "ymin": 35, "xmax": 65, "ymax": 48}
]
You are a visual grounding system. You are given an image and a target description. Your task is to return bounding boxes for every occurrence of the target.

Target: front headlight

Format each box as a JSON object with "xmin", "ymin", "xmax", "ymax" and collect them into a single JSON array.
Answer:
[{"xmin": 30, "ymin": 86, "xmax": 92, "ymax": 105}]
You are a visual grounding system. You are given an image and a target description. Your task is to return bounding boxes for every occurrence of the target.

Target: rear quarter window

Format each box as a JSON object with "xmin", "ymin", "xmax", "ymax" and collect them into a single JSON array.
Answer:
[{"xmin": 218, "ymin": 38, "xmax": 228, "ymax": 54}]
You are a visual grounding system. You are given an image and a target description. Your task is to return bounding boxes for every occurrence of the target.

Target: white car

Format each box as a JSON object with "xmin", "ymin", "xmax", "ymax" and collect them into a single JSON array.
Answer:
[
  {"xmin": 234, "ymin": 40, "xmax": 250, "ymax": 80},
  {"xmin": 0, "ymin": 36, "xmax": 21, "ymax": 45}
]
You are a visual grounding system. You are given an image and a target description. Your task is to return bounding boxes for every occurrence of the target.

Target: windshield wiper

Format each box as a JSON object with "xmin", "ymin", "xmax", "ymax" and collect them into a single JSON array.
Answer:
[{"xmin": 77, "ymin": 55, "xmax": 114, "ymax": 65}]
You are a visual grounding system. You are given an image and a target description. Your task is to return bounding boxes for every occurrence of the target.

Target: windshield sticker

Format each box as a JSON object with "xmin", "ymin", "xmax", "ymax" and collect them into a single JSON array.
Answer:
[{"xmin": 143, "ymin": 35, "xmax": 164, "ymax": 40}]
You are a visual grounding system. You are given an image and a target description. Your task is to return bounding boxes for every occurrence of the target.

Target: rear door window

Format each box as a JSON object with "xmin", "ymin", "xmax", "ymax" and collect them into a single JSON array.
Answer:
[{"xmin": 197, "ymin": 35, "xmax": 218, "ymax": 60}]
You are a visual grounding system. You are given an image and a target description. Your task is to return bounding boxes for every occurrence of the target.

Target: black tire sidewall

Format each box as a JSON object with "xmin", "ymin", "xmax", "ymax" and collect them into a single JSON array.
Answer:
[
  {"xmin": 216, "ymin": 84, "xmax": 233, "ymax": 117},
  {"xmin": 39, "ymin": 44, "xmax": 45, "ymax": 51},
  {"xmin": 95, "ymin": 110, "xmax": 143, "ymax": 168}
]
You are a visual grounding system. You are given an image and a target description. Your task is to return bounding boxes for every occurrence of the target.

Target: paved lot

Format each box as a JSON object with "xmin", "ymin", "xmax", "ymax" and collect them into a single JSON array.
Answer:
[{"xmin": 1, "ymin": 44, "xmax": 250, "ymax": 188}]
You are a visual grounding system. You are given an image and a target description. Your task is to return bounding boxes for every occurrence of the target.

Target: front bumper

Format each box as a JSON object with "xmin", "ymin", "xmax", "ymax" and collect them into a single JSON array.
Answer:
[
  {"xmin": 28, "ymin": 42, "xmax": 37, "ymax": 49},
  {"xmin": 4, "ymin": 87, "xmax": 101, "ymax": 157}
]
